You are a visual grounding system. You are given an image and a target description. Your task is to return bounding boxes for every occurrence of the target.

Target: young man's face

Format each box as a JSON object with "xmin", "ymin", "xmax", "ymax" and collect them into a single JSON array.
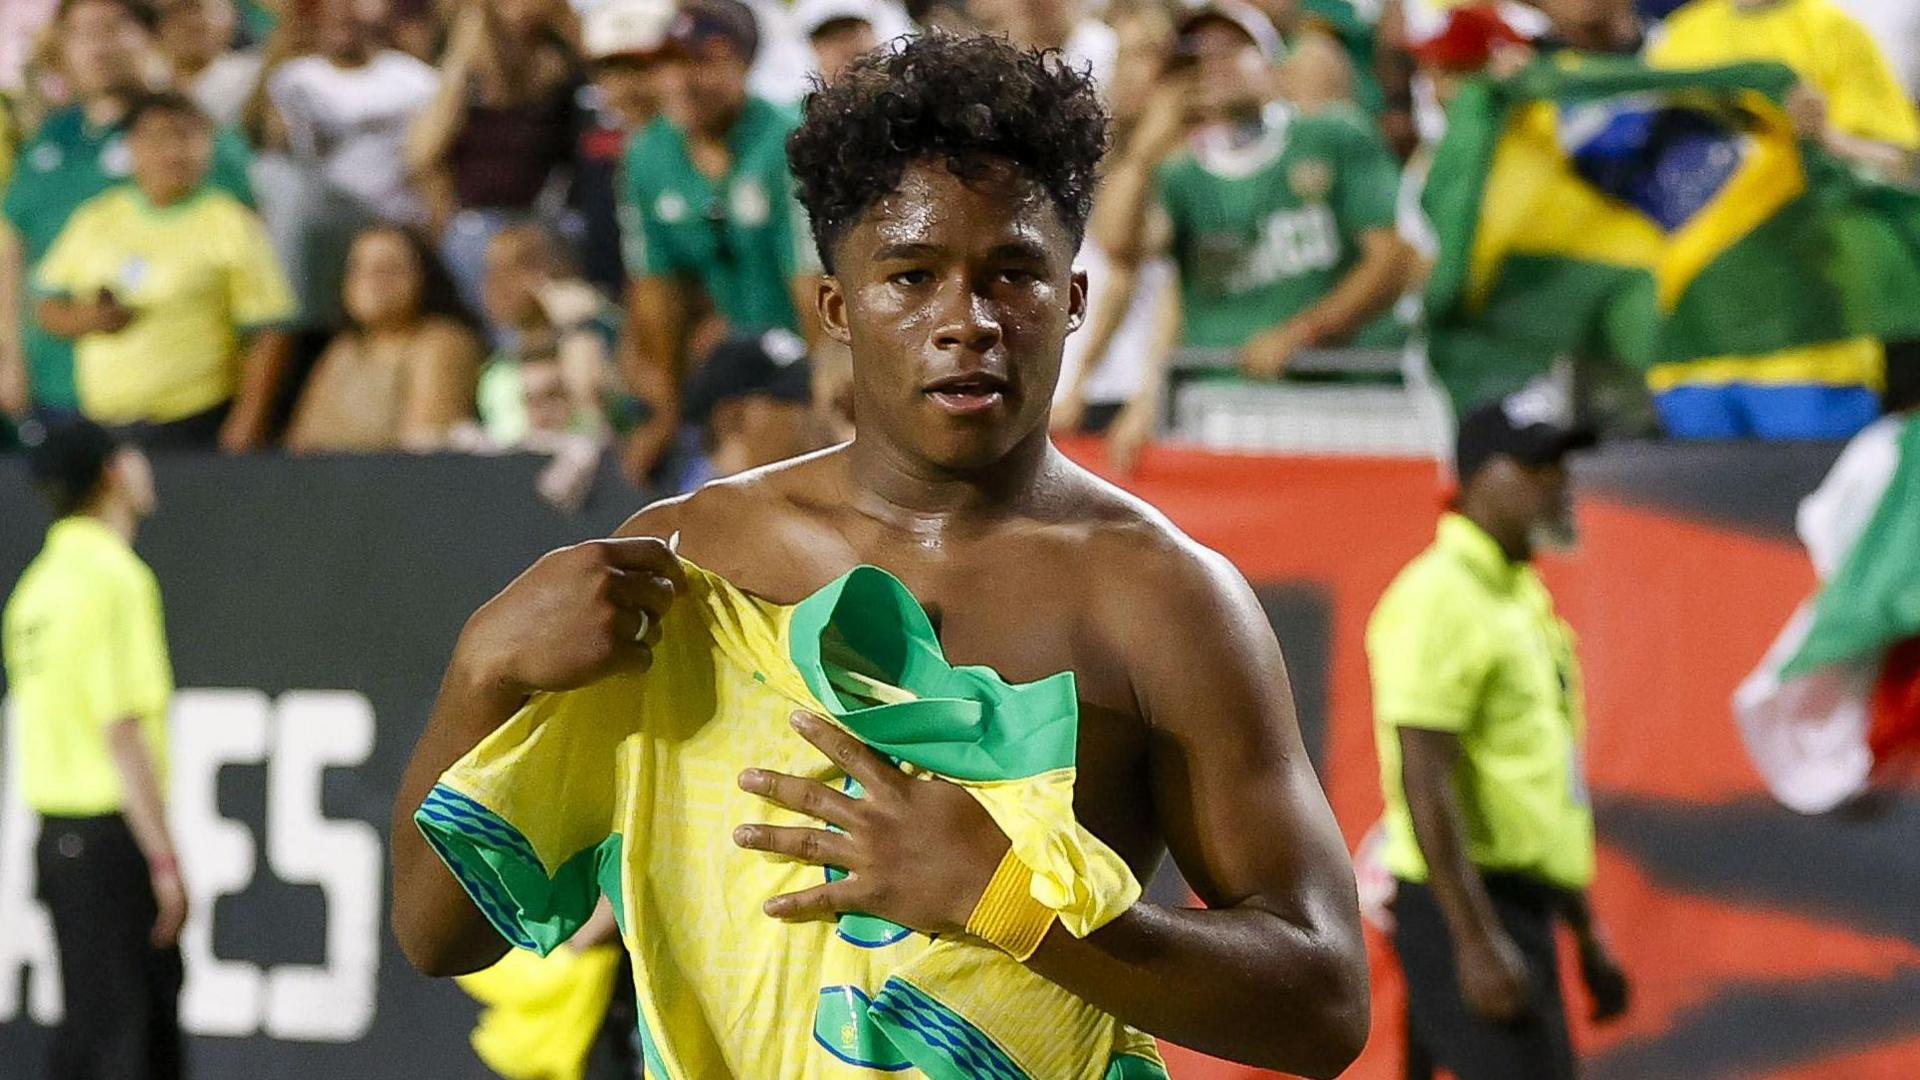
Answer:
[
  {"xmin": 594, "ymin": 55, "xmax": 676, "ymax": 130},
  {"xmin": 481, "ymin": 233, "xmax": 547, "ymax": 329},
  {"xmin": 60, "ymin": 0, "xmax": 151, "ymax": 97},
  {"xmin": 128, "ymin": 110, "xmax": 213, "ymax": 201},
  {"xmin": 679, "ymin": 39, "xmax": 749, "ymax": 134},
  {"xmin": 821, "ymin": 159, "xmax": 1086, "ymax": 471},
  {"xmin": 1187, "ymin": 21, "xmax": 1269, "ymax": 115},
  {"xmin": 156, "ymin": 0, "xmax": 226, "ymax": 69}
]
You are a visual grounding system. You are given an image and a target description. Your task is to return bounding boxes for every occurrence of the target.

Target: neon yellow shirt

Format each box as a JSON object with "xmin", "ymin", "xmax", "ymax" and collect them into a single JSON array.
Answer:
[
  {"xmin": 34, "ymin": 185, "xmax": 296, "ymax": 423},
  {"xmin": 1367, "ymin": 514, "xmax": 1594, "ymax": 891},
  {"xmin": 2, "ymin": 516, "xmax": 173, "ymax": 816},
  {"xmin": 418, "ymin": 560, "xmax": 1164, "ymax": 1080}
]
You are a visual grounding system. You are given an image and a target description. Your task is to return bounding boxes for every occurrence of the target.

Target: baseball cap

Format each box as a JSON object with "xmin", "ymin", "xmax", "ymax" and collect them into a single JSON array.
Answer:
[
  {"xmin": 1407, "ymin": 4, "xmax": 1529, "ymax": 72},
  {"xmin": 24, "ymin": 416, "xmax": 122, "ymax": 517},
  {"xmin": 669, "ymin": 0, "xmax": 761, "ymax": 61},
  {"xmin": 1175, "ymin": 1, "xmax": 1283, "ymax": 62},
  {"xmin": 582, "ymin": 0, "xmax": 678, "ymax": 60},
  {"xmin": 793, "ymin": 0, "xmax": 878, "ymax": 38},
  {"xmin": 1454, "ymin": 391, "xmax": 1596, "ymax": 484},
  {"xmin": 681, "ymin": 329, "xmax": 814, "ymax": 424}
]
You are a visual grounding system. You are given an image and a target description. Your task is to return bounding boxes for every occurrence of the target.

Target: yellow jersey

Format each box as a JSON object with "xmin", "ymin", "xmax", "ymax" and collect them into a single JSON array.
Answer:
[
  {"xmin": 418, "ymin": 560, "xmax": 1165, "ymax": 1080},
  {"xmin": 1650, "ymin": 0, "xmax": 1920, "ymax": 150},
  {"xmin": 2, "ymin": 516, "xmax": 173, "ymax": 816},
  {"xmin": 1367, "ymin": 514, "xmax": 1595, "ymax": 891},
  {"xmin": 33, "ymin": 184, "xmax": 296, "ymax": 424}
]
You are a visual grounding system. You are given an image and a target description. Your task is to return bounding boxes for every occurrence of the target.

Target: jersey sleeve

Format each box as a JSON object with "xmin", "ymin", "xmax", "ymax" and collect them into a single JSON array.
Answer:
[
  {"xmin": 224, "ymin": 204, "xmax": 298, "ymax": 328},
  {"xmin": 1333, "ymin": 120, "xmax": 1400, "ymax": 238},
  {"xmin": 80, "ymin": 567, "xmax": 173, "ymax": 729},
  {"xmin": 1366, "ymin": 567, "xmax": 1492, "ymax": 733},
  {"xmin": 415, "ymin": 678, "xmax": 640, "ymax": 954},
  {"xmin": 1820, "ymin": 17, "xmax": 1920, "ymax": 150}
]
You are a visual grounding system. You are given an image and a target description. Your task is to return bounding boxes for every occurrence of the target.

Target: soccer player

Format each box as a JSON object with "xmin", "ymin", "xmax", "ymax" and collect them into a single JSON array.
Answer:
[
  {"xmin": 3, "ymin": 418, "xmax": 183, "ymax": 1080},
  {"xmin": 393, "ymin": 34, "xmax": 1368, "ymax": 1077}
]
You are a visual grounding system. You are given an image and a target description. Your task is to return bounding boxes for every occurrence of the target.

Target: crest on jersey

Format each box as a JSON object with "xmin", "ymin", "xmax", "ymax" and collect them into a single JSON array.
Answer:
[{"xmin": 1289, "ymin": 158, "xmax": 1333, "ymax": 203}]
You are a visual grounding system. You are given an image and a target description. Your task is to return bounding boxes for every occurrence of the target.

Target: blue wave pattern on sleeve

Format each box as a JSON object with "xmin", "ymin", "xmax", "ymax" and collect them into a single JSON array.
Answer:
[
  {"xmin": 869, "ymin": 979, "xmax": 1033, "ymax": 1080},
  {"xmin": 414, "ymin": 783, "xmax": 544, "ymax": 951}
]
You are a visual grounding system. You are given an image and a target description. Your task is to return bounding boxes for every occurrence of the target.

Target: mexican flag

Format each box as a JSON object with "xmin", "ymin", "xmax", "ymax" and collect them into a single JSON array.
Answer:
[
  {"xmin": 1735, "ymin": 413, "xmax": 1920, "ymax": 813},
  {"xmin": 1422, "ymin": 55, "xmax": 1920, "ymax": 410}
]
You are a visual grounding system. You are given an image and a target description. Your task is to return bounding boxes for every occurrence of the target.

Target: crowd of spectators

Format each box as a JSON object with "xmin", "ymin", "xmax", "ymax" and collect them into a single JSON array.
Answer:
[{"xmin": 3, "ymin": 0, "xmax": 1919, "ymax": 501}]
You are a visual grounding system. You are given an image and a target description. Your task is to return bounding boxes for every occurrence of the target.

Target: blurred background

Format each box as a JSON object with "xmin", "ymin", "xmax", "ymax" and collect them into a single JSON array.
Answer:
[{"xmin": 2, "ymin": 0, "xmax": 1919, "ymax": 1075}]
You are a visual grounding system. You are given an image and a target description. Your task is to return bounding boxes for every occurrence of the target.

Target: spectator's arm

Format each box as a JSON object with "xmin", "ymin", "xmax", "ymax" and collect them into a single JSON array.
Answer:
[
  {"xmin": 618, "ymin": 273, "xmax": 692, "ymax": 484},
  {"xmin": 405, "ymin": 4, "xmax": 489, "ymax": 183},
  {"xmin": 398, "ymin": 323, "xmax": 484, "ymax": 450},
  {"xmin": 0, "ymin": 228, "xmax": 27, "ymax": 417},
  {"xmin": 221, "ymin": 329, "xmax": 292, "ymax": 452},
  {"xmin": 557, "ymin": 326, "xmax": 614, "ymax": 439},
  {"xmin": 1053, "ymin": 257, "xmax": 1140, "ymax": 432},
  {"xmin": 285, "ymin": 340, "xmax": 343, "ymax": 453},
  {"xmin": 1289, "ymin": 226, "xmax": 1415, "ymax": 345},
  {"xmin": 36, "ymin": 293, "xmax": 133, "ymax": 338},
  {"xmin": 1091, "ymin": 82, "xmax": 1190, "ymax": 266},
  {"xmin": 1105, "ymin": 279, "xmax": 1183, "ymax": 474}
]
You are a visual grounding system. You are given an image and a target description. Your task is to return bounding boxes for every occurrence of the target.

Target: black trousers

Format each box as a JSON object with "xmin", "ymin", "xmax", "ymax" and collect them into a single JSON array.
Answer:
[
  {"xmin": 1392, "ymin": 873, "xmax": 1577, "ymax": 1080},
  {"xmin": 109, "ymin": 402, "xmax": 230, "ymax": 452},
  {"xmin": 35, "ymin": 815, "xmax": 185, "ymax": 1080}
]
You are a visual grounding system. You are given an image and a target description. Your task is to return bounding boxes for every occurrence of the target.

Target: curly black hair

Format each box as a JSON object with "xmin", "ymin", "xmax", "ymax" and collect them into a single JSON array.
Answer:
[{"xmin": 787, "ymin": 33, "xmax": 1110, "ymax": 272}]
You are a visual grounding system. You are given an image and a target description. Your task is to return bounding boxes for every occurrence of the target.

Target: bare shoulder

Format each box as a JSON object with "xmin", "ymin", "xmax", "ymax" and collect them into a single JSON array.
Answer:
[
  {"xmin": 1051, "ymin": 459, "xmax": 1253, "ymax": 619},
  {"xmin": 613, "ymin": 447, "xmax": 846, "ymax": 553},
  {"xmin": 416, "ymin": 317, "xmax": 484, "ymax": 361},
  {"xmin": 1046, "ymin": 460, "xmax": 1284, "ymax": 724}
]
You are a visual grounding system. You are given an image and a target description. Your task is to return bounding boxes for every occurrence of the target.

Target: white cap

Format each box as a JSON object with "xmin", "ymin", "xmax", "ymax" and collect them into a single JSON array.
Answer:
[
  {"xmin": 792, "ymin": 0, "xmax": 880, "ymax": 38},
  {"xmin": 582, "ymin": 0, "xmax": 678, "ymax": 59}
]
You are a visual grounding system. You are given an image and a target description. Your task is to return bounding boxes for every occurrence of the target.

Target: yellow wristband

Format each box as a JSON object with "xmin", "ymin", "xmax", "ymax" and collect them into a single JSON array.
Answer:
[{"xmin": 965, "ymin": 848, "xmax": 1057, "ymax": 961}]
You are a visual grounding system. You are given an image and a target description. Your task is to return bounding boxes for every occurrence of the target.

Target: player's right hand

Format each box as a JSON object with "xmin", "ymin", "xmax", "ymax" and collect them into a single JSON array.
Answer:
[
  {"xmin": 1456, "ymin": 932, "xmax": 1532, "ymax": 1024},
  {"xmin": 456, "ymin": 536, "xmax": 686, "ymax": 695}
]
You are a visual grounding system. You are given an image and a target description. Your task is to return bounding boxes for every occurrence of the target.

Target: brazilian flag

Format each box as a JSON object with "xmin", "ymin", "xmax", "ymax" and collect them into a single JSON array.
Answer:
[{"xmin": 1423, "ymin": 54, "xmax": 1920, "ymax": 409}]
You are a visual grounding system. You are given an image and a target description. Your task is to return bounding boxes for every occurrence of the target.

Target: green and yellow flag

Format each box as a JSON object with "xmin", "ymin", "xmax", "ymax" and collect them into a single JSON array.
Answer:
[{"xmin": 1423, "ymin": 55, "xmax": 1920, "ymax": 408}]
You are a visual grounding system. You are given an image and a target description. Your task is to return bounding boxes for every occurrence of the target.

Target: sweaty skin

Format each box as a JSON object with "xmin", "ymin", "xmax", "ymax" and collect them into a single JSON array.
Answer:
[{"xmin": 392, "ymin": 161, "xmax": 1369, "ymax": 1077}]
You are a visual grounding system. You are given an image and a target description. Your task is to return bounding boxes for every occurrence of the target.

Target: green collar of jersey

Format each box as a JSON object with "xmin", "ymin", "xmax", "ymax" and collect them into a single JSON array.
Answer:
[{"xmin": 787, "ymin": 564, "xmax": 1080, "ymax": 782}]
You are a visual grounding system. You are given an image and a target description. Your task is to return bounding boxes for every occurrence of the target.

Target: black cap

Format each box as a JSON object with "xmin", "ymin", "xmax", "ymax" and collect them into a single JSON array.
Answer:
[
  {"xmin": 682, "ymin": 329, "xmax": 814, "ymax": 425},
  {"xmin": 25, "ymin": 416, "xmax": 121, "ymax": 517},
  {"xmin": 1454, "ymin": 392, "xmax": 1596, "ymax": 484},
  {"xmin": 670, "ymin": 0, "xmax": 760, "ymax": 61}
]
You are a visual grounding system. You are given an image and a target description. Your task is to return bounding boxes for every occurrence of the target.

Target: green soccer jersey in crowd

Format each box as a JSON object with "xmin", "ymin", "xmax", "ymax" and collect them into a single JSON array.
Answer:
[
  {"xmin": 620, "ymin": 97, "xmax": 818, "ymax": 336},
  {"xmin": 3, "ymin": 105, "xmax": 255, "ymax": 411},
  {"xmin": 1157, "ymin": 106, "xmax": 1403, "ymax": 352}
]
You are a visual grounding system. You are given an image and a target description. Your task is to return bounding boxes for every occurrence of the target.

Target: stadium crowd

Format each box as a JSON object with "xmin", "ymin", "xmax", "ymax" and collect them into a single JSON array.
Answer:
[{"xmin": 2, "ymin": 0, "xmax": 1918, "ymax": 495}]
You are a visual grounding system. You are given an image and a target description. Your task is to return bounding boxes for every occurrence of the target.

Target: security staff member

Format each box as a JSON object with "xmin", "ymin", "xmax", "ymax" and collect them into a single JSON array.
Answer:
[
  {"xmin": 1367, "ymin": 394, "xmax": 1630, "ymax": 1079},
  {"xmin": 3, "ymin": 418, "xmax": 184, "ymax": 1080}
]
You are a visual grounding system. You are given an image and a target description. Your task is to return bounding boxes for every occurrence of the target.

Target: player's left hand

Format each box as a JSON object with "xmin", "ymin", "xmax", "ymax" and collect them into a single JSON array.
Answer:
[{"xmin": 733, "ymin": 710, "xmax": 1011, "ymax": 936}]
